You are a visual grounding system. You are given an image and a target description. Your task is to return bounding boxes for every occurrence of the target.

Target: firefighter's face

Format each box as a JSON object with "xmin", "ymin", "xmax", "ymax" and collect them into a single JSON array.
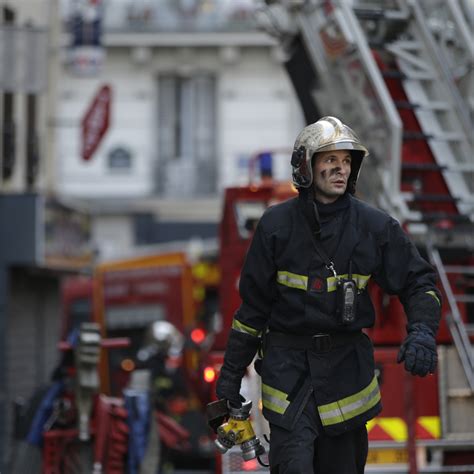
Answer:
[{"xmin": 312, "ymin": 150, "xmax": 352, "ymax": 203}]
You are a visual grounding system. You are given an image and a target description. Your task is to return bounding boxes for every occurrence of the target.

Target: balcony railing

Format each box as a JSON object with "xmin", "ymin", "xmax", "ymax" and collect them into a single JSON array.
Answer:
[{"xmin": 63, "ymin": 0, "xmax": 259, "ymax": 34}]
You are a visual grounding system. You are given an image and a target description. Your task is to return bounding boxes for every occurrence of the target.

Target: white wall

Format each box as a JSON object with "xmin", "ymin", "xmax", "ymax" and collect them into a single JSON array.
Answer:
[
  {"xmin": 92, "ymin": 214, "xmax": 135, "ymax": 259},
  {"xmin": 56, "ymin": 50, "xmax": 156, "ymax": 197},
  {"xmin": 218, "ymin": 48, "xmax": 304, "ymax": 188}
]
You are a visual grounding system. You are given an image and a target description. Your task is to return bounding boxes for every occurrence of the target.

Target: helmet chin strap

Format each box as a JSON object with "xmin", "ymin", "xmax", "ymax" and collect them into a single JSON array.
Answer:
[
  {"xmin": 347, "ymin": 151, "xmax": 364, "ymax": 194},
  {"xmin": 346, "ymin": 177, "xmax": 356, "ymax": 195}
]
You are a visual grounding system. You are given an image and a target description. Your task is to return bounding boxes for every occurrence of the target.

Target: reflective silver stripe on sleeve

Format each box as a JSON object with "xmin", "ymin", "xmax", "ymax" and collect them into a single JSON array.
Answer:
[
  {"xmin": 277, "ymin": 271, "xmax": 308, "ymax": 291},
  {"xmin": 262, "ymin": 383, "xmax": 290, "ymax": 415}
]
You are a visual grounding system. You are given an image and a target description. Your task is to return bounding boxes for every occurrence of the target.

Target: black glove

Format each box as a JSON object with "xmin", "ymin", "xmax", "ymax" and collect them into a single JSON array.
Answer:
[
  {"xmin": 215, "ymin": 328, "xmax": 261, "ymax": 407},
  {"xmin": 397, "ymin": 322, "xmax": 437, "ymax": 377},
  {"xmin": 215, "ymin": 376, "xmax": 244, "ymax": 408}
]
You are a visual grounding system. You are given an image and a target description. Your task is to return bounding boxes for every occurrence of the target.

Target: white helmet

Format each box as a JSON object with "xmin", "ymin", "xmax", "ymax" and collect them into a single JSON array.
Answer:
[
  {"xmin": 138, "ymin": 321, "xmax": 184, "ymax": 361},
  {"xmin": 291, "ymin": 116, "xmax": 369, "ymax": 193}
]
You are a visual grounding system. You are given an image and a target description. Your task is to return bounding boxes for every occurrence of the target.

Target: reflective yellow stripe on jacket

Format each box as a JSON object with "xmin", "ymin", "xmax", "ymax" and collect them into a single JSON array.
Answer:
[
  {"xmin": 277, "ymin": 271, "xmax": 308, "ymax": 291},
  {"xmin": 327, "ymin": 274, "xmax": 371, "ymax": 293},
  {"xmin": 277, "ymin": 270, "xmax": 371, "ymax": 293},
  {"xmin": 232, "ymin": 319, "xmax": 261, "ymax": 338},
  {"xmin": 318, "ymin": 375, "xmax": 381, "ymax": 426},
  {"xmin": 262, "ymin": 383, "xmax": 290, "ymax": 415},
  {"xmin": 426, "ymin": 290, "xmax": 441, "ymax": 306}
]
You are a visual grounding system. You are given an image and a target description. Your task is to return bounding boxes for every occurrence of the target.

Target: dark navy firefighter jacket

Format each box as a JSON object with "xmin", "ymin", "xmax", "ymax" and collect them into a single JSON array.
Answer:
[{"xmin": 222, "ymin": 194, "xmax": 441, "ymax": 436}]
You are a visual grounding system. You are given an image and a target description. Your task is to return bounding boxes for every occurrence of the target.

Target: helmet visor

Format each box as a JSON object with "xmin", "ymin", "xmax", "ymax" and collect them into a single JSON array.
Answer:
[{"xmin": 315, "ymin": 140, "xmax": 368, "ymax": 157}]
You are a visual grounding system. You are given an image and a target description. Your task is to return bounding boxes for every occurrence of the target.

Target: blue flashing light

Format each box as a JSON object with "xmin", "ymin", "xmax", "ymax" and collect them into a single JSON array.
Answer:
[{"xmin": 258, "ymin": 152, "xmax": 273, "ymax": 178}]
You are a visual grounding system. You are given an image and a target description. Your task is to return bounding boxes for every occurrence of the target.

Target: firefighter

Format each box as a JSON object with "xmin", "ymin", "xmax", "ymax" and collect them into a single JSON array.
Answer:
[
  {"xmin": 215, "ymin": 116, "xmax": 441, "ymax": 473},
  {"xmin": 136, "ymin": 321, "xmax": 186, "ymax": 408}
]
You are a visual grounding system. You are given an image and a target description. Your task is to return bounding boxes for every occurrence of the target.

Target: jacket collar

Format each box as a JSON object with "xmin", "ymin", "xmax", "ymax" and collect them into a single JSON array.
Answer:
[
  {"xmin": 295, "ymin": 193, "xmax": 361, "ymax": 275},
  {"xmin": 331, "ymin": 195, "xmax": 360, "ymax": 275}
]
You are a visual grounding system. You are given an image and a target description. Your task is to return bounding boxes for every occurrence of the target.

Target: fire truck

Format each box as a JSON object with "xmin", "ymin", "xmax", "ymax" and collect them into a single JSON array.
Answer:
[
  {"xmin": 43, "ymin": 241, "xmax": 220, "ymax": 474},
  {"xmin": 210, "ymin": 0, "xmax": 473, "ymax": 473}
]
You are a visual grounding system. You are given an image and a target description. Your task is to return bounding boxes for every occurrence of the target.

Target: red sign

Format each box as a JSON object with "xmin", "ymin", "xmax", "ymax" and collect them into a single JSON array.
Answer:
[{"xmin": 81, "ymin": 84, "xmax": 111, "ymax": 161}]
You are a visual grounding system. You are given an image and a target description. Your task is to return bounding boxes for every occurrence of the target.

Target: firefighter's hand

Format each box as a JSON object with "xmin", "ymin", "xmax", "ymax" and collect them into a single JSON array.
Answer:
[
  {"xmin": 397, "ymin": 323, "xmax": 437, "ymax": 377},
  {"xmin": 215, "ymin": 376, "xmax": 244, "ymax": 408}
]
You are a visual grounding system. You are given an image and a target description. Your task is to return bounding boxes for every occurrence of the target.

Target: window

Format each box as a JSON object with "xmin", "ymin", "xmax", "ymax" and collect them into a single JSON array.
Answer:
[
  {"xmin": 157, "ymin": 74, "xmax": 216, "ymax": 197},
  {"xmin": 234, "ymin": 201, "xmax": 267, "ymax": 239},
  {"xmin": 108, "ymin": 146, "xmax": 132, "ymax": 171}
]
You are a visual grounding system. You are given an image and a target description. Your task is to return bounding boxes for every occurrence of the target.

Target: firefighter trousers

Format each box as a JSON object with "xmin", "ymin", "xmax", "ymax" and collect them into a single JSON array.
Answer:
[{"xmin": 268, "ymin": 392, "xmax": 368, "ymax": 474}]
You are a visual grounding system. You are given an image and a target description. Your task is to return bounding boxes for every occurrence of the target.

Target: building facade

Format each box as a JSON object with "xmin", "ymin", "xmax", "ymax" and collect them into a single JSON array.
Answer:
[
  {"xmin": 0, "ymin": 1, "xmax": 78, "ymax": 470},
  {"xmin": 56, "ymin": 0, "xmax": 303, "ymax": 258}
]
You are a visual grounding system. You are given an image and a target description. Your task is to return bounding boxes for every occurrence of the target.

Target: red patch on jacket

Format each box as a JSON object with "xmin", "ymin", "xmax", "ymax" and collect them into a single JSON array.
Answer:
[{"xmin": 311, "ymin": 277, "xmax": 325, "ymax": 293}]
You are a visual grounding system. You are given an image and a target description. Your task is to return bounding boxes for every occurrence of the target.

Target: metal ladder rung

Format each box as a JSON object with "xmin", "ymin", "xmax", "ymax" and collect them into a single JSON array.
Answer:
[
  {"xmin": 454, "ymin": 295, "xmax": 474, "ymax": 303},
  {"xmin": 407, "ymin": 213, "xmax": 469, "ymax": 224},
  {"xmin": 395, "ymin": 100, "xmax": 450, "ymax": 111},
  {"xmin": 447, "ymin": 164, "xmax": 474, "ymax": 172},
  {"xmin": 403, "ymin": 195, "xmax": 474, "ymax": 208},
  {"xmin": 465, "ymin": 324, "xmax": 474, "ymax": 335},
  {"xmin": 382, "ymin": 67, "xmax": 434, "ymax": 83},
  {"xmin": 402, "ymin": 163, "xmax": 445, "ymax": 171},
  {"xmin": 413, "ymin": 194, "xmax": 459, "ymax": 202},
  {"xmin": 403, "ymin": 71, "xmax": 436, "ymax": 80},
  {"xmin": 407, "ymin": 193, "xmax": 459, "ymax": 203},
  {"xmin": 403, "ymin": 131, "xmax": 465, "ymax": 142},
  {"xmin": 403, "ymin": 131, "xmax": 433, "ymax": 140},
  {"xmin": 365, "ymin": 468, "xmax": 407, "ymax": 473},
  {"xmin": 446, "ymin": 387, "xmax": 472, "ymax": 398},
  {"xmin": 353, "ymin": 7, "xmax": 385, "ymax": 19},
  {"xmin": 429, "ymin": 132, "xmax": 465, "ymax": 142},
  {"xmin": 443, "ymin": 266, "xmax": 474, "ymax": 274},
  {"xmin": 395, "ymin": 100, "xmax": 419, "ymax": 109},
  {"xmin": 418, "ymin": 467, "xmax": 474, "ymax": 473},
  {"xmin": 391, "ymin": 39, "xmax": 422, "ymax": 50},
  {"xmin": 402, "ymin": 163, "xmax": 474, "ymax": 173},
  {"xmin": 368, "ymin": 39, "xmax": 386, "ymax": 48},
  {"xmin": 419, "ymin": 101, "xmax": 451, "ymax": 111},
  {"xmin": 354, "ymin": 7, "xmax": 410, "ymax": 21},
  {"xmin": 382, "ymin": 70, "xmax": 407, "ymax": 79},
  {"xmin": 366, "ymin": 464, "xmax": 474, "ymax": 473}
]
